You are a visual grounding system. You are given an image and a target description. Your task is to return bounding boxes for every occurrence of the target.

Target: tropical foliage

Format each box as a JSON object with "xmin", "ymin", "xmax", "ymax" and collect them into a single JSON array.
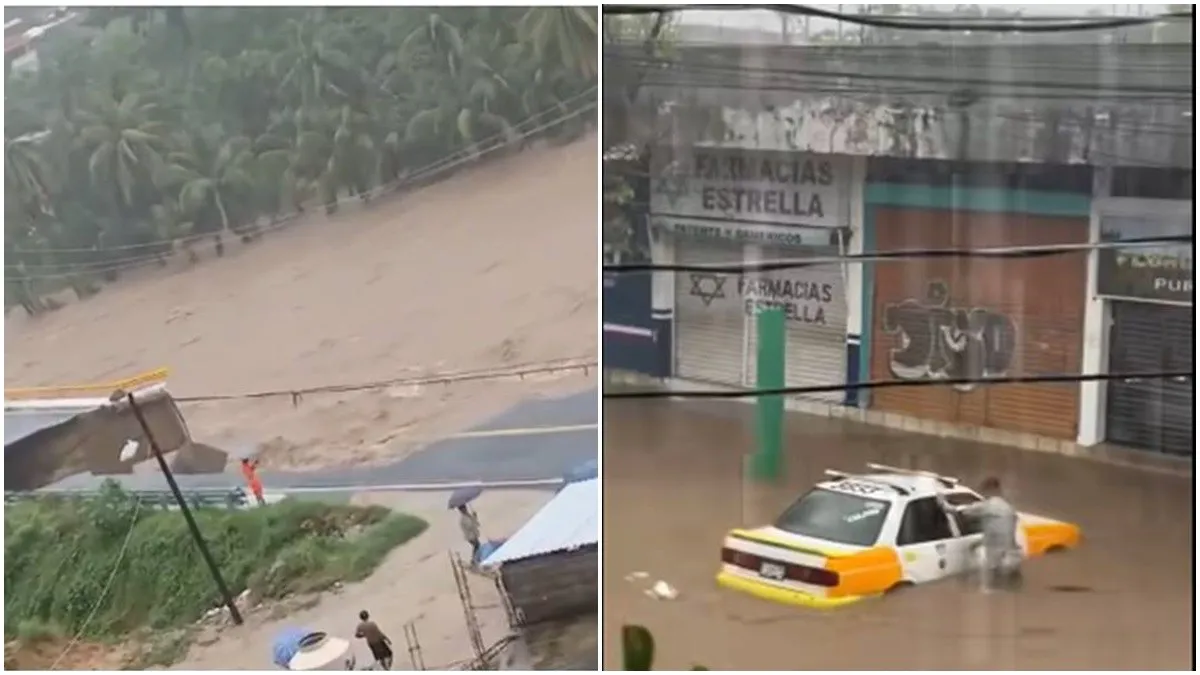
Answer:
[{"xmin": 5, "ymin": 7, "xmax": 597, "ymax": 313}]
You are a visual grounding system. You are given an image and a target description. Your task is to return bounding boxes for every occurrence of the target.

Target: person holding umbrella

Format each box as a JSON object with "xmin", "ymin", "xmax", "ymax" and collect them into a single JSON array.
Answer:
[{"xmin": 448, "ymin": 486, "xmax": 484, "ymax": 562}]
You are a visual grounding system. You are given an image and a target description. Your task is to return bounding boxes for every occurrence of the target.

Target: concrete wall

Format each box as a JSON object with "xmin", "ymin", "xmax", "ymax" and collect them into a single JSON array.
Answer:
[{"xmin": 499, "ymin": 546, "xmax": 598, "ymax": 627}]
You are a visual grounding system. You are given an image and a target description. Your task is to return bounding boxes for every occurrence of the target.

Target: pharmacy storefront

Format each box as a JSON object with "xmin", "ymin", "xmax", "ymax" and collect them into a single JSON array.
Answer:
[{"xmin": 650, "ymin": 148, "xmax": 854, "ymax": 401}]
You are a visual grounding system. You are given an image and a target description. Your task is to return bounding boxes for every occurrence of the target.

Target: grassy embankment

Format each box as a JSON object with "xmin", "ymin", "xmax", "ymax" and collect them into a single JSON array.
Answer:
[{"xmin": 4, "ymin": 482, "xmax": 427, "ymax": 668}]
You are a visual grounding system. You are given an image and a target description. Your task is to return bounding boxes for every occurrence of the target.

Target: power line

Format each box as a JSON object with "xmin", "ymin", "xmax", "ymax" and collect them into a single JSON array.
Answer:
[
  {"xmin": 603, "ymin": 370, "xmax": 1194, "ymax": 400},
  {"xmin": 603, "ymin": 236, "xmax": 1193, "ymax": 274},
  {"xmin": 604, "ymin": 53, "xmax": 1194, "ymax": 97},
  {"xmin": 602, "ymin": 5, "xmax": 1193, "ymax": 33},
  {"xmin": 610, "ymin": 74, "xmax": 1192, "ymax": 104},
  {"xmin": 9, "ymin": 86, "xmax": 597, "ymax": 259},
  {"xmin": 172, "ymin": 357, "xmax": 596, "ymax": 405},
  {"xmin": 6, "ymin": 97, "xmax": 597, "ymax": 281},
  {"xmin": 49, "ymin": 499, "xmax": 143, "ymax": 671}
]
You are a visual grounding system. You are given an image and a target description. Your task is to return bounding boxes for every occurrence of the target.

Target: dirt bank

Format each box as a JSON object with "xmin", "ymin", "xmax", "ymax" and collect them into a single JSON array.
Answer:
[{"xmin": 177, "ymin": 489, "xmax": 552, "ymax": 670}]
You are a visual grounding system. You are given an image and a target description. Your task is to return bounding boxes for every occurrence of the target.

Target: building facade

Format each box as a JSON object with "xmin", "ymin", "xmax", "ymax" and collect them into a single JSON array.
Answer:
[
  {"xmin": 604, "ymin": 41, "xmax": 1192, "ymax": 459},
  {"xmin": 649, "ymin": 147, "xmax": 863, "ymax": 401},
  {"xmin": 863, "ymin": 161, "xmax": 1093, "ymax": 441},
  {"xmin": 1078, "ymin": 167, "xmax": 1193, "ymax": 457}
]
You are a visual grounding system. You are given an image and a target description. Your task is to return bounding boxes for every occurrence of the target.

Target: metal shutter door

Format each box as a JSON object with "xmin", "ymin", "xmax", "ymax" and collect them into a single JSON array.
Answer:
[
  {"xmin": 1105, "ymin": 302, "xmax": 1194, "ymax": 457},
  {"xmin": 674, "ymin": 238, "xmax": 750, "ymax": 386},
  {"xmin": 746, "ymin": 246, "xmax": 848, "ymax": 403}
]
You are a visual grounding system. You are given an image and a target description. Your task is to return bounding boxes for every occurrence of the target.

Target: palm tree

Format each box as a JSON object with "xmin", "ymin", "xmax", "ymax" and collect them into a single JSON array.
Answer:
[
  {"xmin": 75, "ymin": 92, "xmax": 169, "ymax": 215},
  {"xmin": 275, "ymin": 14, "xmax": 356, "ymax": 110},
  {"xmin": 166, "ymin": 132, "xmax": 255, "ymax": 253},
  {"xmin": 519, "ymin": 7, "xmax": 598, "ymax": 79},
  {"xmin": 4, "ymin": 132, "xmax": 56, "ymax": 219}
]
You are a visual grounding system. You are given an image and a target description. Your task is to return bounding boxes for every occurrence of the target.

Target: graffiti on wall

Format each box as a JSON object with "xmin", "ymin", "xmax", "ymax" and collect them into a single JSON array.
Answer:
[{"xmin": 882, "ymin": 281, "xmax": 1017, "ymax": 392}]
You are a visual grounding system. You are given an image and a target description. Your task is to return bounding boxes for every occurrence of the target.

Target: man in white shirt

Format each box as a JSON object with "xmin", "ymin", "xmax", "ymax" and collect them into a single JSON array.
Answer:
[{"xmin": 939, "ymin": 476, "xmax": 1022, "ymax": 592}]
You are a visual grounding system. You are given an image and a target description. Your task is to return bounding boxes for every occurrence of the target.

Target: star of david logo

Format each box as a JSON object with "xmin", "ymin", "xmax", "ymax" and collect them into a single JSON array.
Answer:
[
  {"xmin": 689, "ymin": 273, "xmax": 727, "ymax": 307},
  {"xmin": 654, "ymin": 161, "xmax": 691, "ymax": 210}
]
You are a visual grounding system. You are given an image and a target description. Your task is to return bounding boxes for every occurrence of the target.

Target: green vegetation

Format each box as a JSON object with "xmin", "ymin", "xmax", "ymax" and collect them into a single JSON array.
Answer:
[
  {"xmin": 622, "ymin": 624, "xmax": 708, "ymax": 670},
  {"xmin": 4, "ymin": 482, "xmax": 428, "ymax": 644},
  {"xmin": 5, "ymin": 7, "xmax": 597, "ymax": 312}
]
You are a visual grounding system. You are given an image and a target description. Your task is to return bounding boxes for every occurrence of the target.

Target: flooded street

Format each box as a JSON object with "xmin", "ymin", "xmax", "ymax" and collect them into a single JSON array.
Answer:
[{"xmin": 602, "ymin": 399, "xmax": 1193, "ymax": 670}]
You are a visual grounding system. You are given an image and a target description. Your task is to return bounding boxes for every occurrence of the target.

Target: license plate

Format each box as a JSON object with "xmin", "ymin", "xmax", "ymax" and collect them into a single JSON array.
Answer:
[{"xmin": 759, "ymin": 561, "xmax": 785, "ymax": 580}]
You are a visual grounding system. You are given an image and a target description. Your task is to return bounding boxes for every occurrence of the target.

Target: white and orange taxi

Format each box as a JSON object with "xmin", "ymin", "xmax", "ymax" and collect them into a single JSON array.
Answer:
[{"xmin": 717, "ymin": 463, "xmax": 1081, "ymax": 609}]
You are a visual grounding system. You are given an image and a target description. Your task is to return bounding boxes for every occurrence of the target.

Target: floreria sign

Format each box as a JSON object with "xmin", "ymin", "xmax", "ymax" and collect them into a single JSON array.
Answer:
[{"xmin": 1097, "ymin": 248, "xmax": 1193, "ymax": 304}]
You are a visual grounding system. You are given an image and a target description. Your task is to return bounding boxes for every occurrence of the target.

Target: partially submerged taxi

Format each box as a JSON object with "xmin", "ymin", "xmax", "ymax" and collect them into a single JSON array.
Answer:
[{"xmin": 716, "ymin": 464, "xmax": 1081, "ymax": 609}]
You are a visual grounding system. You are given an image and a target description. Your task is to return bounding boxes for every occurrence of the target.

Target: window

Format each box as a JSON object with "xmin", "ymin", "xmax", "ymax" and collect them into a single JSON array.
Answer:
[
  {"xmin": 896, "ymin": 497, "xmax": 955, "ymax": 546},
  {"xmin": 942, "ymin": 492, "xmax": 984, "ymax": 537},
  {"xmin": 774, "ymin": 488, "xmax": 891, "ymax": 547}
]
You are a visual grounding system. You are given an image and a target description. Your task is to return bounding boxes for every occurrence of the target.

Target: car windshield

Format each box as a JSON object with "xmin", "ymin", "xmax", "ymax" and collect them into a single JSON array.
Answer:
[{"xmin": 774, "ymin": 488, "xmax": 891, "ymax": 547}]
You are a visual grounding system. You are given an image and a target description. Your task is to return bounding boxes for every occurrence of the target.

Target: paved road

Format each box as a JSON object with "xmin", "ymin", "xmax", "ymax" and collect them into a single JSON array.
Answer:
[
  {"xmin": 602, "ymin": 398, "xmax": 1193, "ymax": 671},
  {"xmin": 45, "ymin": 388, "xmax": 597, "ymax": 492}
]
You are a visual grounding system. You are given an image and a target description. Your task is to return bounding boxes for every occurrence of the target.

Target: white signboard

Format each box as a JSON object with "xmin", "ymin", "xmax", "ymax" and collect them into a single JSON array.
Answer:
[
  {"xmin": 686, "ymin": 265, "xmax": 842, "ymax": 327},
  {"xmin": 650, "ymin": 148, "xmax": 851, "ymax": 229},
  {"xmin": 651, "ymin": 216, "xmax": 840, "ymax": 248}
]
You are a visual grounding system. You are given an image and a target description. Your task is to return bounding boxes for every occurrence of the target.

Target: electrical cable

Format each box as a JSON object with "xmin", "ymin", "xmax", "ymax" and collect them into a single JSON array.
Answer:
[
  {"xmin": 607, "ymin": 70, "xmax": 1192, "ymax": 103},
  {"xmin": 602, "ymin": 235, "xmax": 1193, "ymax": 274},
  {"xmin": 9, "ymin": 86, "xmax": 597, "ymax": 259},
  {"xmin": 601, "ymin": 108, "xmax": 1193, "ymax": 171},
  {"xmin": 603, "ymin": 370, "xmax": 1194, "ymax": 400},
  {"xmin": 602, "ymin": 5, "xmax": 1193, "ymax": 34},
  {"xmin": 48, "ymin": 498, "xmax": 144, "ymax": 671},
  {"xmin": 171, "ymin": 356, "xmax": 596, "ymax": 405},
  {"xmin": 6, "ymin": 97, "xmax": 597, "ymax": 281},
  {"xmin": 603, "ymin": 52, "xmax": 1194, "ymax": 97}
]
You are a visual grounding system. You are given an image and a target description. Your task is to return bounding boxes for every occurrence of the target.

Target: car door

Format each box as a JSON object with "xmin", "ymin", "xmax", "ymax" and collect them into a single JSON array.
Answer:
[
  {"xmin": 942, "ymin": 492, "xmax": 986, "ymax": 575},
  {"xmin": 894, "ymin": 496, "xmax": 960, "ymax": 583}
]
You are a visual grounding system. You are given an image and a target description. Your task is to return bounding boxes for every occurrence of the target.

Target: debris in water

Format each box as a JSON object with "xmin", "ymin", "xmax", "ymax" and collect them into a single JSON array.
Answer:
[{"xmin": 651, "ymin": 581, "xmax": 678, "ymax": 600}]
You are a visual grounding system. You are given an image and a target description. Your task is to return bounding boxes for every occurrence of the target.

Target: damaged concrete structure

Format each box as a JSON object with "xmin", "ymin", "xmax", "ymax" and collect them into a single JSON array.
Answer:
[{"xmin": 5, "ymin": 384, "xmax": 232, "ymax": 491}]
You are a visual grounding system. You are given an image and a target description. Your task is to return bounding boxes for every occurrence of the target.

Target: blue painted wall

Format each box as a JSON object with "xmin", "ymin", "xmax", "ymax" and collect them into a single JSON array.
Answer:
[{"xmin": 602, "ymin": 270, "xmax": 661, "ymax": 376}]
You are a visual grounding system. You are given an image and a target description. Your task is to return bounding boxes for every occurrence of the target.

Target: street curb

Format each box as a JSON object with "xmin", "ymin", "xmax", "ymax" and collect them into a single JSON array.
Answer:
[{"xmin": 602, "ymin": 369, "xmax": 1192, "ymax": 478}]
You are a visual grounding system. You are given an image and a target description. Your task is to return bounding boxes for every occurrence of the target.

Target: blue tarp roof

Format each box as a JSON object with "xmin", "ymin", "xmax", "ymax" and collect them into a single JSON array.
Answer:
[{"xmin": 483, "ymin": 477, "xmax": 598, "ymax": 566}]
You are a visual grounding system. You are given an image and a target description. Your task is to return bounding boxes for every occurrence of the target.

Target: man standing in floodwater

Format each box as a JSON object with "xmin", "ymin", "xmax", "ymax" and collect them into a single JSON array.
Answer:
[
  {"xmin": 355, "ymin": 610, "xmax": 394, "ymax": 670},
  {"xmin": 939, "ymin": 476, "xmax": 1022, "ymax": 591}
]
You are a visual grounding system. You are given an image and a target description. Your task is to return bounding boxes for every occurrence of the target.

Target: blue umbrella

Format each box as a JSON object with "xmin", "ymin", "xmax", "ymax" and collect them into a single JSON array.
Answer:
[
  {"xmin": 272, "ymin": 626, "xmax": 312, "ymax": 669},
  {"xmin": 562, "ymin": 459, "xmax": 598, "ymax": 485},
  {"xmin": 448, "ymin": 485, "xmax": 483, "ymax": 509}
]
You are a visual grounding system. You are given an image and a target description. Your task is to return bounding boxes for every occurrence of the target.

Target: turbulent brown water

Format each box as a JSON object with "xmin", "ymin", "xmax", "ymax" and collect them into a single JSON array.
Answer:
[{"xmin": 602, "ymin": 399, "xmax": 1193, "ymax": 670}]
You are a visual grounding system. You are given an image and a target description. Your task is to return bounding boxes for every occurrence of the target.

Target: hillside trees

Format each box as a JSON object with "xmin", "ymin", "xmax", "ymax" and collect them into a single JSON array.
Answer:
[{"xmin": 4, "ymin": 7, "xmax": 596, "ymax": 314}]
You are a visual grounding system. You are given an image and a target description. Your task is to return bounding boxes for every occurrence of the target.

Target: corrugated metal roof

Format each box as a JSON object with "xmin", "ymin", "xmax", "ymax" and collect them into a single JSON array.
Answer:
[
  {"xmin": 4, "ymin": 407, "xmax": 92, "ymax": 448},
  {"xmin": 483, "ymin": 478, "xmax": 598, "ymax": 566}
]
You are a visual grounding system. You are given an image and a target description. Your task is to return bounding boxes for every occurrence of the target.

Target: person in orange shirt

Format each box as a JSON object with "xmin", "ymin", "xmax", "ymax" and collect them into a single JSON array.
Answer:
[{"xmin": 240, "ymin": 458, "xmax": 266, "ymax": 506}]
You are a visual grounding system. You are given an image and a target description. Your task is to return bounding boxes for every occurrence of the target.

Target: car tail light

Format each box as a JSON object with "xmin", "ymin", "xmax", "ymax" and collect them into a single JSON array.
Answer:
[
  {"xmin": 721, "ymin": 547, "xmax": 758, "ymax": 569},
  {"xmin": 788, "ymin": 565, "xmax": 839, "ymax": 587},
  {"xmin": 722, "ymin": 548, "xmax": 840, "ymax": 587}
]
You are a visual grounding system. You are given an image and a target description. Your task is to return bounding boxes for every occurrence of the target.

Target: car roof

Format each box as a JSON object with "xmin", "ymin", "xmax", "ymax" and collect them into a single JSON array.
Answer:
[{"xmin": 818, "ymin": 472, "xmax": 972, "ymax": 501}]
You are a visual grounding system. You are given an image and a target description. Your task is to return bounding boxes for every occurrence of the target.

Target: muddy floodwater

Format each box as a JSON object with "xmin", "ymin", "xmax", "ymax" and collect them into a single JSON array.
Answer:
[{"xmin": 602, "ymin": 399, "xmax": 1193, "ymax": 671}]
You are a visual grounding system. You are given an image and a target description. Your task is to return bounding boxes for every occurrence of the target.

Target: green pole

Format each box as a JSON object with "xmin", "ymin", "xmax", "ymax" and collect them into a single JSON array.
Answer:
[{"xmin": 752, "ymin": 307, "xmax": 786, "ymax": 482}]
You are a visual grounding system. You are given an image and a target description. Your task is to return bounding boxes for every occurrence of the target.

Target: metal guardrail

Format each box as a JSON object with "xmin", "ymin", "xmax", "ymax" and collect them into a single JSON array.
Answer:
[{"xmin": 4, "ymin": 486, "xmax": 249, "ymax": 510}]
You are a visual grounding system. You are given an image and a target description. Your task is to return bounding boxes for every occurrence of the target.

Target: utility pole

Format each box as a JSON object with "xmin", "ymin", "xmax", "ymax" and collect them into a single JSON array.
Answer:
[{"xmin": 125, "ymin": 391, "xmax": 243, "ymax": 625}]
